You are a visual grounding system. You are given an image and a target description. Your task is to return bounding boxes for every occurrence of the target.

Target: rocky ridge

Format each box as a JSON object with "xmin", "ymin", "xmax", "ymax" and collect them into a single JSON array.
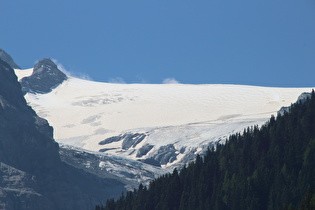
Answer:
[
  {"xmin": 20, "ymin": 58, "xmax": 67, "ymax": 94},
  {"xmin": 0, "ymin": 48, "xmax": 20, "ymax": 69}
]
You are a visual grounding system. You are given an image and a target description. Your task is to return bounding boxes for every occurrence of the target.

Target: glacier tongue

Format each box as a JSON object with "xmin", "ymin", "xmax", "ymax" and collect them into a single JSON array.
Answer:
[{"xmin": 59, "ymin": 144, "xmax": 167, "ymax": 190}]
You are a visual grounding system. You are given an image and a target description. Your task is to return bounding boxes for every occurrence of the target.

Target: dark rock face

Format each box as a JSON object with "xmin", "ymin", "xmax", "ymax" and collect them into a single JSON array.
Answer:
[
  {"xmin": 153, "ymin": 144, "xmax": 177, "ymax": 165},
  {"xmin": 121, "ymin": 133, "xmax": 146, "ymax": 150},
  {"xmin": 99, "ymin": 148, "xmax": 117, "ymax": 152},
  {"xmin": 0, "ymin": 48, "xmax": 21, "ymax": 69},
  {"xmin": 0, "ymin": 59, "xmax": 125, "ymax": 209},
  {"xmin": 99, "ymin": 136, "xmax": 123, "ymax": 145},
  {"xmin": 20, "ymin": 58, "xmax": 67, "ymax": 94},
  {"xmin": 99, "ymin": 133, "xmax": 146, "ymax": 150},
  {"xmin": 138, "ymin": 158, "xmax": 161, "ymax": 167},
  {"xmin": 136, "ymin": 144, "xmax": 154, "ymax": 158}
]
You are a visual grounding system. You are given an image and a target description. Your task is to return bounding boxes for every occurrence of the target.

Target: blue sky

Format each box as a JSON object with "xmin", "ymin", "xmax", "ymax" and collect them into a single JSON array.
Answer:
[{"xmin": 1, "ymin": 0, "xmax": 315, "ymax": 86}]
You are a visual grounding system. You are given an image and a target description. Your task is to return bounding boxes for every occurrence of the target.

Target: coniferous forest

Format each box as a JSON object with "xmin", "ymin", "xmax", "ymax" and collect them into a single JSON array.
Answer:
[{"xmin": 98, "ymin": 91, "xmax": 315, "ymax": 210}]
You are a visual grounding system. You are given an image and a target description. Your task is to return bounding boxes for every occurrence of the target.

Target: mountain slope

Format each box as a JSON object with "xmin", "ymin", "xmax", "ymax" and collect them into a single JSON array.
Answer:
[
  {"xmin": 0, "ymin": 59, "xmax": 125, "ymax": 209},
  {"xmin": 14, "ymin": 69, "xmax": 313, "ymax": 169}
]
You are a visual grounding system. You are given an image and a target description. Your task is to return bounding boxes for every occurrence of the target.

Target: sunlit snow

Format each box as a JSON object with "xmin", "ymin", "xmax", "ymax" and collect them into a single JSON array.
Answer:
[
  {"xmin": 14, "ymin": 68, "xmax": 33, "ymax": 81},
  {"xmin": 16, "ymin": 71, "xmax": 314, "ymax": 168}
]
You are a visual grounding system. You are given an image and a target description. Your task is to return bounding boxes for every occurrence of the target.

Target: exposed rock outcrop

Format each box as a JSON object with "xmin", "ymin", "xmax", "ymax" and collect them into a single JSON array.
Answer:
[
  {"xmin": 99, "ymin": 133, "xmax": 147, "ymax": 150},
  {"xmin": 20, "ymin": 58, "xmax": 67, "ymax": 94},
  {"xmin": 278, "ymin": 92, "xmax": 313, "ymax": 116}
]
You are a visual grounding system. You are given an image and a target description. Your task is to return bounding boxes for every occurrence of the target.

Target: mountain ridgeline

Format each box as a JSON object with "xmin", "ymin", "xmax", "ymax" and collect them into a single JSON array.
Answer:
[
  {"xmin": 0, "ymin": 58, "xmax": 125, "ymax": 210},
  {"xmin": 101, "ymin": 91, "xmax": 315, "ymax": 210},
  {"xmin": 0, "ymin": 48, "xmax": 20, "ymax": 69}
]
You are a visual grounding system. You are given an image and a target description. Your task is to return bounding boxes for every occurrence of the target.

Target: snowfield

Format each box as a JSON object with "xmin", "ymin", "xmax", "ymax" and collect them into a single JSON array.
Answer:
[{"xmin": 14, "ymin": 69, "xmax": 314, "ymax": 169}]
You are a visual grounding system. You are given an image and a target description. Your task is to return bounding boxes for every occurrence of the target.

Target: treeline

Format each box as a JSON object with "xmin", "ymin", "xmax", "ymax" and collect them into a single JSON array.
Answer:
[{"xmin": 98, "ymin": 91, "xmax": 315, "ymax": 210}]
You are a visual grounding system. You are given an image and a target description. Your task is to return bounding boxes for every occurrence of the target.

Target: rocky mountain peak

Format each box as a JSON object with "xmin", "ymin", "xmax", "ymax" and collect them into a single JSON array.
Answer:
[
  {"xmin": 33, "ymin": 58, "xmax": 59, "ymax": 72},
  {"xmin": 20, "ymin": 58, "xmax": 67, "ymax": 94},
  {"xmin": 0, "ymin": 48, "xmax": 21, "ymax": 69}
]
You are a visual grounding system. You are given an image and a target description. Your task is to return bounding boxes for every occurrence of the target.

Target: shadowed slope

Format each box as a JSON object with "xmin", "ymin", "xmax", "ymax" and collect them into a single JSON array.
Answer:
[{"xmin": 0, "ymin": 59, "xmax": 125, "ymax": 210}]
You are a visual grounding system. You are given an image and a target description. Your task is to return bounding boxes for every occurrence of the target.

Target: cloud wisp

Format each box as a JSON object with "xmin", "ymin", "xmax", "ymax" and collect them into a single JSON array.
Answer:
[
  {"xmin": 108, "ymin": 77, "xmax": 126, "ymax": 84},
  {"xmin": 52, "ymin": 59, "xmax": 93, "ymax": 81},
  {"xmin": 162, "ymin": 78, "xmax": 180, "ymax": 84}
]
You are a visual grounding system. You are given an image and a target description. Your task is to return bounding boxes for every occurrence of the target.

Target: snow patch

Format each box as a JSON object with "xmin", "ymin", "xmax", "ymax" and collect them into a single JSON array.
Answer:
[{"xmin": 14, "ymin": 68, "xmax": 33, "ymax": 81}]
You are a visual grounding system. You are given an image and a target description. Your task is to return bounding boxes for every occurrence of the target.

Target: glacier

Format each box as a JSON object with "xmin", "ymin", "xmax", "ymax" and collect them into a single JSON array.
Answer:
[{"xmin": 14, "ymin": 67, "xmax": 314, "ymax": 188}]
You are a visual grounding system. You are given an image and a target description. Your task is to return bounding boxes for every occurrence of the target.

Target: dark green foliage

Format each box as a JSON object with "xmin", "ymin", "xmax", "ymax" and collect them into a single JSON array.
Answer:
[{"xmin": 100, "ymin": 91, "xmax": 315, "ymax": 210}]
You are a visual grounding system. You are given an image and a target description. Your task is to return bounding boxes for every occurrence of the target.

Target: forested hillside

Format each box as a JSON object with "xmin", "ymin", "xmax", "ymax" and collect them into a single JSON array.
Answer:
[{"xmin": 100, "ymin": 91, "xmax": 315, "ymax": 210}]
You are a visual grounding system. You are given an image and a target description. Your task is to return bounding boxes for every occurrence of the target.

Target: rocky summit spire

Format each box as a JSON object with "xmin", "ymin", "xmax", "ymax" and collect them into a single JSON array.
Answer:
[
  {"xmin": 20, "ymin": 58, "xmax": 67, "ymax": 94},
  {"xmin": 0, "ymin": 48, "xmax": 21, "ymax": 69}
]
